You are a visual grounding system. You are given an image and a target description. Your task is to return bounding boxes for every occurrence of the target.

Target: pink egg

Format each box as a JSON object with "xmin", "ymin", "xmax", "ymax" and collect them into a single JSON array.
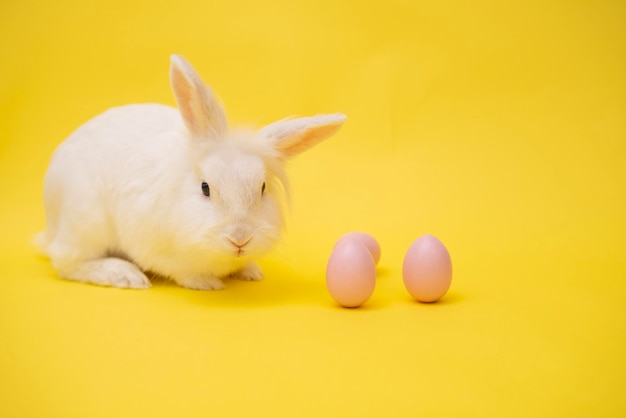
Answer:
[
  {"xmin": 326, "ymin": 239, "xmax": 376, "ymax": 308},
  {"xmin": 335, "ymin": 232, "xmax": 381, "ymax": 265},
  {"xmin": 402, "ymin": 234, "xmax": 452, "ymax": 303}
]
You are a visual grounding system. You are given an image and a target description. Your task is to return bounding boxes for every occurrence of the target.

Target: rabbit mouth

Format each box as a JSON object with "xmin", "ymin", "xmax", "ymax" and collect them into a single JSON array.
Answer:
[{"xmin": 227, "ymin": 235, "xmax": 253, "ymax": 258}]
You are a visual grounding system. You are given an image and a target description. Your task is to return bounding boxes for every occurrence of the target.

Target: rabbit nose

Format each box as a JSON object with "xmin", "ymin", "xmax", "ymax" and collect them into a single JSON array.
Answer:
[{"xmin": 227, "ymin": 235, "xmax": 252, "ymax": 249}]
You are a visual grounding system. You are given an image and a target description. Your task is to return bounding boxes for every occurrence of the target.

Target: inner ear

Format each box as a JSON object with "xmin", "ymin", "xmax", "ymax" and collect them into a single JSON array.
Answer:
[
  {"xmin": 260, "ymin": 114, "xmax": 346, "ymax": 158},
  {"xmin": 170, "ymin": 54, "xmax": 228, "ymax": 140}
]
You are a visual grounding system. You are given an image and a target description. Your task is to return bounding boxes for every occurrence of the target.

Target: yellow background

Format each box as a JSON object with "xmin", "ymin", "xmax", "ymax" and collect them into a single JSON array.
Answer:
[{"xmin": 1, "ymin": 0, "xmax": 625, "ymax": 416}]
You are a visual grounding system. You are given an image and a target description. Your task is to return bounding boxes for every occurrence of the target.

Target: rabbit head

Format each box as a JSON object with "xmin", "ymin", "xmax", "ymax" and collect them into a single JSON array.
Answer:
[{"xmin": 167, "ymin": 55, "xmax": 346, "ymax": 266}]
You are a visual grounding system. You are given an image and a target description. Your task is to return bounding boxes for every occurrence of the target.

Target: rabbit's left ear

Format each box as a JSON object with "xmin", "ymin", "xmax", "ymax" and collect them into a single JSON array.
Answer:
[
  {"xmin": 260, "ymin": 114, "xmax": 346, "ymax": 158},
  {"xmin": 170, "ymin": 54, "xmax": 228, "ymax": 140}
]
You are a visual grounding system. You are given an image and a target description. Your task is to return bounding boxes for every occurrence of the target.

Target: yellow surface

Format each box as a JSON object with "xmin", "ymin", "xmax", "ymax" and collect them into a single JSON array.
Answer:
[{"xmin": 1, "ymin": 0, "xmax": 625, "ymax": 416}]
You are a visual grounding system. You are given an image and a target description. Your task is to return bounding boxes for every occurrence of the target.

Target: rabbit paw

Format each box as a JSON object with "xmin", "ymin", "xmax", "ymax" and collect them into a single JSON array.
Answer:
[
  {"xmin": 234, "ymin": 262, "xmax": 264, "ymax": 281},
  {"xmin": 176, "ymin": 275, "xmax": 225, "ymax": 291},
  {"xmin": 61, "ymin": 258, "xmax": 151, "ymax": 289}
]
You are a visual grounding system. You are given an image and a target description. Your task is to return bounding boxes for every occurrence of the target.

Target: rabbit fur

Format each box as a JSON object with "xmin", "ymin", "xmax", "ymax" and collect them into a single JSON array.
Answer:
[{"xmin": 36, "ymin": 54, "xmax": 346, "ymax": 290}]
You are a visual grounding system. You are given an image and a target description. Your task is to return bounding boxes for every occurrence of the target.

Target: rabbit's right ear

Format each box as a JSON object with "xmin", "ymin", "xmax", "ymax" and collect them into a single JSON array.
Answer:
[{"xmin": 170, "ymin": 54, "xmax": 228, "ymax": 140}]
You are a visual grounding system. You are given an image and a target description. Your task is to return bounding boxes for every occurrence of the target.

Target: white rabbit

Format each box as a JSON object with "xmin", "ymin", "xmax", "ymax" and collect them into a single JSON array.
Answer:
[{"xmin": 36, "ymin": 54, "xmax": 345, "ymax": 290}]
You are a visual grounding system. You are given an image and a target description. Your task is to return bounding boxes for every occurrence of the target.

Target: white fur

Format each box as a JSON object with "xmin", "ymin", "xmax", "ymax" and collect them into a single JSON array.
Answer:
[{"xmin": 37, "ymin": 54, "xmax": 346, "ymax": 290}]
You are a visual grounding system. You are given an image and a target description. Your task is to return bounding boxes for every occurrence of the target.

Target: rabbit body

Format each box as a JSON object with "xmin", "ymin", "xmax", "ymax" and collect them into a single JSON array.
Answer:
[{"xmin": 38, "ymin": 55, "xmax": 345, "ymax": 290}]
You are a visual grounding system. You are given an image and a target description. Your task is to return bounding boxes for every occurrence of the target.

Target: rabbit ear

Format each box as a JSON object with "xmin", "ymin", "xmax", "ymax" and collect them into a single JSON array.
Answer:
[
  {"xmin": 169, "ymin": 54, "xmax": 227, "ymax": 139},
  {"xmin": 260, "ymin": 114, "xmax": 346, "ymax": 158}
]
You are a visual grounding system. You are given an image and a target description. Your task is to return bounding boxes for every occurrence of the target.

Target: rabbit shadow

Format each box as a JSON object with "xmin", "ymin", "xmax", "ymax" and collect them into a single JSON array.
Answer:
[{"xmin": 150, "ymin": 262, "xmax": 326, "ymax": 309}]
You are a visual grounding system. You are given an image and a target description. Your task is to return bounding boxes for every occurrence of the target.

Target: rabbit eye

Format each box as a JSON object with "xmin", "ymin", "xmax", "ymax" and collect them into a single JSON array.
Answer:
[
  {"xmin": 262, "ymin": 182, "xmax": 266, "ymax": 195},
  {"xmin": 201, "ymin": 182, "xmax": 210, "ymax": 197}
]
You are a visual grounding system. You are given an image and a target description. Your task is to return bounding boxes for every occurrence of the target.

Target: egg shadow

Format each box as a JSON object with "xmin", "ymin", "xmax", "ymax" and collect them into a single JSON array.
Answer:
[
  {"xmin": 416, "ymin": 290, "xmax": 465, "ymax": 306},
  {"xmin": 375, "ymin": 266, "xmax": 392, "ymax": 279},
  {"xmin": 324, "ymin": 297, "xmax": 387, "ymax": 311}
]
